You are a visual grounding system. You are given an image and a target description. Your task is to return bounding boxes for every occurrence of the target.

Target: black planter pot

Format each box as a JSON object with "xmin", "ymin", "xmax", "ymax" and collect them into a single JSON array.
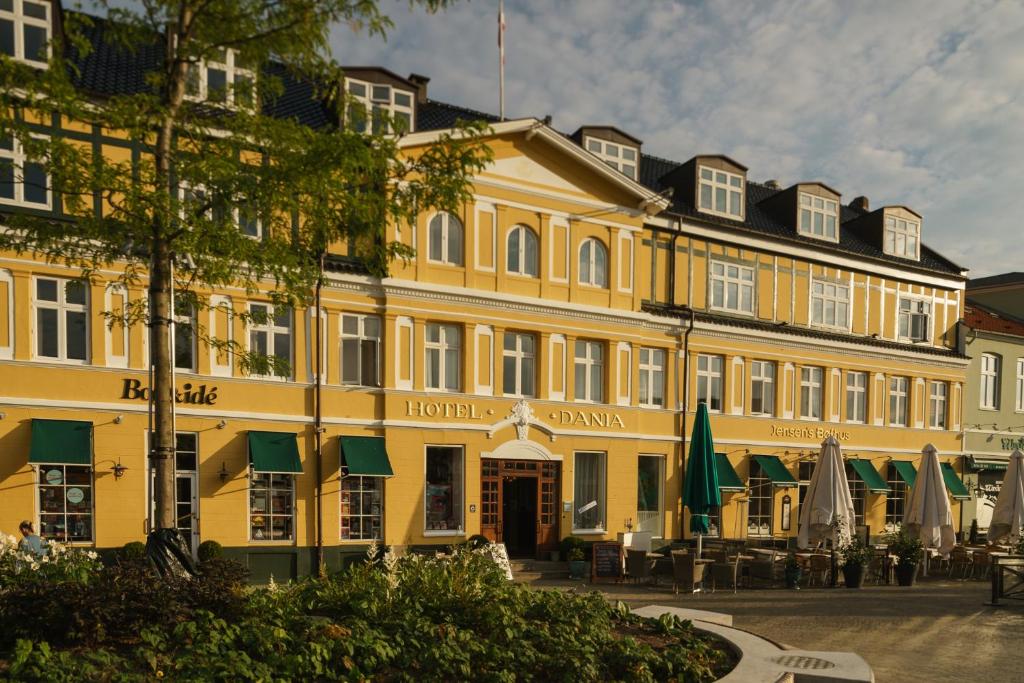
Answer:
[
  {"xmin": 895, "ymin": 562, "xmax": 918, "ymax": 586},
  {"xmin": 842, "ymin": 562, "xmax": 866, "ymax": 588},
  {"xmin": 568, "ymin": 560, "xmax": 587, "ymax": 580},
  {"xmin": 784, "ymin": 568, "xmax": 802, "ymax": 589}
]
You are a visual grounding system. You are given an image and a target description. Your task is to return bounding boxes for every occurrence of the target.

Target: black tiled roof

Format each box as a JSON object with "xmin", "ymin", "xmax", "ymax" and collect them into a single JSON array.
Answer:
[
  {"xmin": 417, "ymin": 99, "xmax": 501, "ymax": 131},
  {"xmin": 967, "ymin": 272, "xmax": 1024, "ymax": 289}
]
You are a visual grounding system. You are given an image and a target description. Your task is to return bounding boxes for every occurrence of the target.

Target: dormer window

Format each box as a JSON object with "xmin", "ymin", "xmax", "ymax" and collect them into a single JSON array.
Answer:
[
  {"xmin": 698, "ymin": 166, "xmax": 743, "ymax": 219},
  {"xmin": 0, "ymin": 0, "xmax": 50, "ymax": 67},
  {"xmin": 186, "ymin": 48, "xmax": 255, "ymax": 109},
  {"xmin": 884, "ymin": 214, "xmax": 920, "ymax": 259},
  {"xmin": 346, "ymin": 79, "xmax": 414, "ymax": 134},
  {"xmin": 584, "ymin": 137, "xmax": 637, "ymax": 179},
  {"xmin": 799, "ymin": 193, "xmax": 839, "ymax": 242}
]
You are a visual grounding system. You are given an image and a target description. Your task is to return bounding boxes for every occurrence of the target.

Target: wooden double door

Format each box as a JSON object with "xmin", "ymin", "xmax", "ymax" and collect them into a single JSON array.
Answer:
[{"xmin": 480, "ymin": 459, "xmax": 560, "ymax": 559}]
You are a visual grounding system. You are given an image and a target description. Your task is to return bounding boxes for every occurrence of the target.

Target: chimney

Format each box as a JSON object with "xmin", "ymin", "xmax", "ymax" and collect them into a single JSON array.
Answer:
[
  {"xmin": 542, "ymin": 115, "xmax": 553, "ymax": 126},
  {"xmin": 764, "ymin": 179, "xmax": 780, "ymax": 189},
  {"xmin": 850, "ymin": 196, "xmax": 869, "ymax": 212},
  {"xmin": 408, "ymin": 73, "xmax": 430, "ymax": 104}
]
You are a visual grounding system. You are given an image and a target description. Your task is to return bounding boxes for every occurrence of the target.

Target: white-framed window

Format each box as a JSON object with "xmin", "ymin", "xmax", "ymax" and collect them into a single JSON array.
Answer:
[
  {"xmin": 247, "ymin": 303, "xmax": 292, "ymax": 379},
  {"xmin": 981, "ymin": 353, "xmax": 1000, "ymax": 410},
  {"xmin": 574, "ymin": 339, "xmax": 604, "ymax": 403},
  {"xmin": 799, "ymin": 193, "xmax": 839, "ymax": 241},
  {"xmin": 0, "ymin": 132, "xmax": 49, "ymax": 208},
  {"xmin": 636, "ymin": 454, "xmax": 665, "ymax": 537},
  {"xmin": 747, "ymin": 460, "xmax": 773, "ymax": 538},
  {"xmin": 37, "ymin": 464, "xmax": 93, "ymax": 543},
  {"xmin": 249, "ymin": 473, "xmax": 294, "ymax": 541},
  {"xmin": 341, "ymin": 313, "xmax": 381, "ymax": 387},
  {"xmin": 0, "ymin": 0, "xmax": 50, "ymax": 66},
  {"xmin": 584, "ymin": 137, "xmax": 637, "ymax": 179},
  {"xmin": 750, "ymin": 360, "xmax": 775, "ymax": 416},
  {"xmin": 696, "ymin": 354, "xmax": 724, "ymax": 412},
  {"xmin": 811, "ymin": 280, "xmax": 850, "ymax": 328},
  {"xmin": 34, "ymin": 277, "xmax": 88, "ymax": 362},
  {"xmin": 889, "ymin": 376, "xmax": 909, "ymax": 426},
  {"xmin": 578, "ymin": 237, "xmax": 608, "ymax": 288},
  {"xmin": 173, "ymin": 297, "xmax": 196, "ymax": 372},
  {"xmin": 1017, "ymin": 358, "xmax": 1024, "ymax": 413},
  {"xmin": 898, "ymin": 299, "xmax": 931, "ymax": 342},
  {"xmin": 698, "ymin": 166, "xmax": 744, "ymax": 219},
  {"xmin": 884, "ymin": 214, "xmax": 920, "ymax": 259},
  {"xmin": 885, "ymin": 462, "xmax": 909, "ymax": 532},
  {"xmin": 709, "ymin": 260, "xmax": 754, "ymax": 314},
  {"xmin": 800, "ymin": 366, "xmax": 823, "ymax": 419},
  {"xmin": 427, "ymin": 212, "xmax": 463, "ymax": 266},
  {"xmin": 425, "ymin": 445, "xmax": 463, "ymax": 534},
  {"xmin": 573, "ymin": 451, "xmax": 606, "ymax": 532},
  {"xmin": 506, "ymin": 224, "xmax": 539, "ymax": 277},
  {"xmin": 845, "ymin": 463, "xmax": 866, "ymax": 527},
  {"xmin": 928, "ymin": 381, "xmax": 947, "ymax": 430},
  {"xmin": 340, "ymin": 475, "xmax": 383, "ymax": 541},
  {"xmin": 425, "ymin": 323, "xmax": 460, "ymax": 392},
  {"xmin": 846, "ymin": 371, "xmax": 867, "ymax": 423},
  {"xmin": 502, "ymin": 331, "xmax": 536, "ymax": 398},
  {"xmin": 186, "ymin": 48, "xmax": 255, "ymax": 109},
  {"xmin": 638, "ymin": 347, "xmax": 666, "ymax": 408},
  {"xmin": 346, "ymin": 79, "xmax": 414, "ymax": 134}
]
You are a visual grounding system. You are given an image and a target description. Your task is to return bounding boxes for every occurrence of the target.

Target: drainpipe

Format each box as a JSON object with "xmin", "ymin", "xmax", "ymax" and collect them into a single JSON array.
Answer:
[
  {"xmin": 314, "ymin": 252, "xmax": 325, "ymax": 577},
  {"xmin": 679, "ymin": 305, "xmax": 695, "ymax": 540}
]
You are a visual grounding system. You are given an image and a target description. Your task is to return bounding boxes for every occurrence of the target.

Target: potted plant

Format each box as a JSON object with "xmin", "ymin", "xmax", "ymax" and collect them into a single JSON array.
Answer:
[
  {"xmin": 886, "ymin": 529, "xmax": 924, "ymax": 586},
  {"xmin": 783, "ymin": 552, "xmax": 802, "ymax": 589},
  {"xmin": 837, "ymin": 534, "xmax": 872, "ymax": 588},
  {"xmin": 561, "ymin": 536, "xmax": 587, "ymax": 579}
]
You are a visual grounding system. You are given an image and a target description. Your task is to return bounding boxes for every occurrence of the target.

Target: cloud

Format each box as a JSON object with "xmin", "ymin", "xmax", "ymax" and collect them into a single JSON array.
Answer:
[{"xmin": 334, "ymin": 0, "xmax": 1024, "ymax": 277}]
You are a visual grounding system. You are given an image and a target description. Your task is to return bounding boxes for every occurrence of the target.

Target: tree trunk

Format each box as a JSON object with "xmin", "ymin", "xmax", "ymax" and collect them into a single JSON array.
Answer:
[{"xmin": 150, "ymin": 244, "xmax": 176, "ymax": 530}]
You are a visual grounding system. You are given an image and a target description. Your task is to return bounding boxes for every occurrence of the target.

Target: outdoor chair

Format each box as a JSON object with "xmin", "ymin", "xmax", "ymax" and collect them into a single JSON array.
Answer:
[
  {"xmin": 626, "ymin": 548, "xmax": 655, "ymax": 584},
  {"xmin": 971, "ymin": 551, "xmax": 992, "ymax": 580},
  {"xmin": 868, "ymin": 548, "xmax": 891, "ymax": 585},
  {"xmin": 947, "ymin": 547, "xmax": 973, "ymax": 579},
  {"xmin": 748, "ymin": 550, "xmax": 778, "ymax": 587},
  {"xmin": 806, "ymin": 554, "xmax": 831, "ymax": 587},
  {"xmin": 708, "ymin": 550, "xmax": 743, "ymax": 593},
  {"xmin": 671, "ymin": 550, "xmax": 706, "ymax": 594}
]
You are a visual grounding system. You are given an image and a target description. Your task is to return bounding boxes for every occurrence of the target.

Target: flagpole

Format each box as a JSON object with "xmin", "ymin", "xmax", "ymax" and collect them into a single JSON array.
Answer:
[{"xmin": 498, "ymin": 0, "xmax": 505, "ymax": 121}]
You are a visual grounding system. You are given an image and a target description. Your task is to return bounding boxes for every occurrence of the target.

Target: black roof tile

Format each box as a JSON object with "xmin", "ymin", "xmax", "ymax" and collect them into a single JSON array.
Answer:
[{"xmin": 967, "ymin": 272, "xmax": 1024, "ymax": 289}]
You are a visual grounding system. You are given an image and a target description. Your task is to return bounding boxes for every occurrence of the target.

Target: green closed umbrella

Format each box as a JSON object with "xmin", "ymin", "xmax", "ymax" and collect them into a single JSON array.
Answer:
[{"xmin": 683, "ymin": 403, "xmax": 721, "ymax": 557}]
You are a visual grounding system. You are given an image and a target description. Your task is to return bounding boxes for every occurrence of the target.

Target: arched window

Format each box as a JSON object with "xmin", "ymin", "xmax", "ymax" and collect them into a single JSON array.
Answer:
[
  {"xmin": 578, "ymin": 237, "xmax": 608, "ymax": 288},
  {"xmin": 506, "ymin": 225, "xmax": 538, "ymax": 277},
  {"xmin": 428, "ymin": 212, "xmax": 463, "ymax": 266}
]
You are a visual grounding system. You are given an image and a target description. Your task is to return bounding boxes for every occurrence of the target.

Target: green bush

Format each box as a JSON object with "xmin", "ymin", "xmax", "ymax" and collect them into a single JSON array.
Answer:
[
  {"xmin": 465, "ymin": 534, "xmax": 490, "ymax": 550},
  {"xmin": 120, "ymin": 541, "xmax": 147, "ymax": 562},
  {"xmin": 197, "ymin": 540, "xmax": 223, "ymax": 563},
  {"xmin": 559, "ymin": 535, "xmax": 585, "ymax": 560}
]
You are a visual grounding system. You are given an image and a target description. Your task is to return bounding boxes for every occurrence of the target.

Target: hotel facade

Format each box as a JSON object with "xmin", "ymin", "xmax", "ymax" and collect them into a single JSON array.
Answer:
[{"xmin": 0, "ymin": 3, "xmax": 972, "ymax": 580}]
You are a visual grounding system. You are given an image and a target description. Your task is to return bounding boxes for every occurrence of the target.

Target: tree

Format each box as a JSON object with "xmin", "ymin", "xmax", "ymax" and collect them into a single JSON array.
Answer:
[{"xmin": 0, "ymin": 0, "xmax": 490, "ymax": 549}]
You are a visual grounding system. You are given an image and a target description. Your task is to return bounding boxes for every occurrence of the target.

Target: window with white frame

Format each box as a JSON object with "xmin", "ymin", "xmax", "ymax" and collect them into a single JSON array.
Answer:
[
  {"xmin": 698, "ymin": 166, "xmax": 744, "ymax": 219},
  {"xmin": 248, "ymin": 303, "xmax": 292, "ymax": 379},
  {"xmin": 173, "ymin": 296, "xmax": 196, "ymax": 372},
  {"xmin": 928, "ymin": 381, "xmax": 947, "ymax": 430},
  {"xmin": 846, "ymin": 371, "xmax": 867, "ymax": 423},
  {"xmin": 502, "ymin": 331, "xmax": 536, "ymax": 397},
  {"xmin": 898, "ymin": 299, "xmax": 930, "ymax": 342},
  {"xmin": 425, "ymin": 323, "xmax": 460, "ymax": 392},
  {"xmin": 573, "ymin": 451, "xmax": 606, "ymax": 531},
  {"xmin": 845, "ymin": 463, "xmax": 866, "ymax": 527},
  {"xmin": 584, "ymin": 137, "xmax": 637, "ymax": 179},
  {"xmin": 578, "ymin": 237, "xmax": 608, "ymax": 288},
  {"xmin": 799, "ymin": 193, "xmax": 839, "ymax": 241},
  {"xmin": 811, "ymin": 280, "xmax": 850, "ymax": 328},
  {"xmin": 638, "ymin": 347, "xmax": 666, "ymax": 408},
  {"xmin": 427, "ymin": 212, "xmax": 463, "ymax": 266},
  {"xmin": 884, "ymin": 214, "xmax": 920, "ymax": 260},
  {"xmin": 249, "ymin": 473, "xmax": 294, "ymax": 541},
  {"xmin": 37, "ymin": 464, "xmax": 93, "ymax": 542},
  {"xmin": 747, "ymin": 460, "xmax": 772, "ymax": 538},
  {"xmin": 696, "ymin": 354, "xmax": 724, "ymax": 412},
  {"xmin": 506, "ymin": 225, "xmax": 538, "ymax": 277},
  {"xmin": 346, "ymin": 79, "xmax": 414, "ymax": 135},
  {"xmin": 34, "ymin": 277, "xmax": 88, "ymax": 362},
  {"xmin": 0, "ymin": 133, "xmax": 49, "ymax": 208},
  {"xmin": 186, "ymin": 48, "xmax": 255, "ymax": 109},
  {"xmin": 750, "ymin": 360, "xmax": 775, "ymax": 416},
  {"xmin": 0, "ymin": 0, "xmax": 50, "ymax": 66},
  {"xmin": 574, "ymin": 340, "xmax": 604, "ymax": 403},
  {"xmin": 981, "ymin": 353, "xmax": 1000, "ymax": 410},
  {"xmin": 709, "ymin": 261, "xmax": 754, "ymax": 314},
  {"xmin": 885, "ymin": 462, "xmax": 908, "ymax": 532},
  {"xmin": 340, "ymin": 475, "xmax": 383, "ymax": 541},
  {"xmin": 636, "ymin": 455, "xmax": 664, "ymax": 537},
  {"xmin": 800, "ymin": 366, "xmax": 823, "ymax": 419},
  {"xmin": 1017, "ymin": 358, "xmax": 1024, "ymax": 412},
  {"xmin": 341, "ymin": 313, "xmax": 381, "ymax": 387},
  {"xmin": 425, "ymin": 446, "xmax": 463, "ymax": 533},
  {"xmin": 889, "ymin": 376, "xmax": 909, "ymax": 426}
]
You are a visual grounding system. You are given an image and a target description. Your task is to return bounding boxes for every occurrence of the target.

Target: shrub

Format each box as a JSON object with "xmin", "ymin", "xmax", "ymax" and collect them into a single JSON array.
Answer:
[
  {"xmin": 465, "ymin": 534, "xmax": 490, "ymax": 550},
  {"xmin": 559, "ymin": 535, "xmax": 585, "ymax": 560},
  {"xmin": 197, "ymin": 540, "xmax": 223, "ymax": 563},
  {"xmin": 120, "ymin": 541, "xmax": 147, "ymax": 562}
]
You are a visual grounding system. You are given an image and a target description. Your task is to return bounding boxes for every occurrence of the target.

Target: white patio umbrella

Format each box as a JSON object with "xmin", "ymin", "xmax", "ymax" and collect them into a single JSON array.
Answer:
[
  {"xmin": 903, "ymin": 444, "xmax": 956, "ymax": 575},
  {"xmin": 798, "ymin": 436, "xmax": 856, "ymax": 550},
  {"xmin": 987, "ymin": 450, "xmax": 1024, "ymax": 544}
]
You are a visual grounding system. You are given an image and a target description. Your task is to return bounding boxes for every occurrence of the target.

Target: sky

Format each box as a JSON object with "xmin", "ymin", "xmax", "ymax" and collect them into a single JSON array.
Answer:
[{"xmin": 334, "ymin": 0, "xmax": 1024, "ymax": 278}]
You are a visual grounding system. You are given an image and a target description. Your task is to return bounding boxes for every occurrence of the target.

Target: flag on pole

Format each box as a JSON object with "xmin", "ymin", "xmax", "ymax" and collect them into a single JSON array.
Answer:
[{"xmin": 498, "ymin": 0, "xmax": 506, "ymax": 120}]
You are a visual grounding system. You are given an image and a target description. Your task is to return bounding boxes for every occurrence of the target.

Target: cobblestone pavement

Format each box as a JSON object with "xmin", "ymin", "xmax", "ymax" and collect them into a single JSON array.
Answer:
[{"xmin": 528, "ymin": 577, "xmax": 1024, "ymax": 682}]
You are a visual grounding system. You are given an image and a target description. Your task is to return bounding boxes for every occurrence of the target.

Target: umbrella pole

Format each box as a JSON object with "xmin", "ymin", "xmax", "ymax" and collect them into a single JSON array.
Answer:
[
  {"xmin": 696, "ymin": 532, "xmax": 702, "ymax": 558},
  {"xmin": 830, "ymin": 542, "xmax": 837, "ymax": 588},
  {"xmin": 922, "ymin": 547, "xmax": 928, "ymax": 577}
]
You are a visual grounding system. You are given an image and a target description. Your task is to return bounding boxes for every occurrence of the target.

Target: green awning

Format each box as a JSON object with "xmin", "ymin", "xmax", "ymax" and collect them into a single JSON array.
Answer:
[
  {"xmin": 847, "ymin": 459, "xmax": 890, "ymax": 493},
  {"xmin": 890, "ymin": 460, "xmax": 917, "ymax": 488},
  {"xmin": 751, "ymin": 455, "xmax": 798, "ymax": 488},
  {"xmin": 29, "ymin": 419, "xmax": 92, "ymax": 465},
  {"xmin": 340, "ymin": 436, "xmax": 394, "ymax": 477},
  {"xmin": 715, "ymin": 453, "xmax": 745, "ymax": 492},
  {"xmin": 248, "ymin": 431, "xmax": 302, "ymax": 474},
  {"xmin": 940, "ymin": 462, "xmax": 971, "ymax": 500},
  {"xmin": 967, "ymin": 455, "xmax": 1008, "ymax": 472}
]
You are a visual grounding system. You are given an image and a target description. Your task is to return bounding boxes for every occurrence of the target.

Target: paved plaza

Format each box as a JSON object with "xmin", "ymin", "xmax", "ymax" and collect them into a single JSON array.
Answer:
[{"xmin": 529, "ymin": 577, "xmax": 1024, "ymax": 682}]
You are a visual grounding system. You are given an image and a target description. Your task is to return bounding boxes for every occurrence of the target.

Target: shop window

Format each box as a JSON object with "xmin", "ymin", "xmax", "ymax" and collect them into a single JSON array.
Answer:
[
  {"xmin": 249, "ymin": 473, "xmax": 294, "ymax": 541},
  {"xmin": 696, "ymin": 354, "xmax": 724, "ymax": 412},
  {"xmin": 506, "ymin": 225, "xmax": 538, "ymax": 277},
  {"xmin": 638, "ymin": 347, "xmax": 666, "ymax": 408},
  {"xmin": 885, "ymin": 463, "xmax": 908, "ymax": 533},
  {"xmin": 0, "ymin": 0, "xmax": 49, "ymax": 66},
  {"xmin": 578, "ymin": 237, "xmax": 608, "ymax": 288},
  {"xmin": 898, "ymin": 299, "xmax": 930, "ymax": 342},
  {"xmin": 750, "ymin": 360, "xmax": 775, "ymax": 416},
  {"xmin": 425, "ymin": 446, "xmax": 464, "ymax": 534},
  {"xmin": 341, "ymin": 475, "xmax": 383, "ymax": 540},
  {"xmin": 248, "ymin": 303, "xmax": 292, "ymax": 379},
  {"xmin": 1017, "ymin": 358, "xmax": 1024, "ymax": 412},
  {"xmin": 698, "ymin": 166, "xmax": 743, "ymax": 219},
  {"xmin": 34, "ymin": 277, "xmax": 88, "ymax": 362},
  {"xmin": 341, "ymin": 313, "xmax": 381, "ymax": 387},
  {"xmin": 888, "ymin": 376, "xmax": 909, "ymax": 426},
  {"xmin": 37, "ymin": 464, "xmax": 93, "ymax": 542},
  {"xmin": 799, "ymin": 366, "xmax": 823, "ymax": 419},
  {"xmin": 0, "ymin": 132, "xmax": 49, "ymax": 207},
  {"xmin": 636, "ymin": 455, "xmax": 664, "ymax": 537},
  {"xmin": 747, "ymin": 460, "xmax": 772, "ymax": 538},
  {"xmin": 425, "ymin": 323, "xmax": 460, "ymax": 392},
  {"xmin": 428, "ymin": 212, "xmax": 463, "ymax": 266},
  {"xmin": 173, "ymin": 296, "xmax": 196, "ymax": 372},
  {"xmin": 846, "ymin": 371, "xmax": 867, "ymax": 423},
  {"xmin": 928, "ymin": 381, "xmax": 947, "ymax": 430},
  {"xmin": 811, "ymin": 280, "xmax": 849, "ymax": 328},
  {"xmin": 573, "ymin": 339, "xmax": 604, "ymax": 403},
  {"xmin": 796, "ymin": 461, "xmax": 815, "ymax": 523},
  {"xmin": 573, "ymin": 451, "xmax": 606, "ymax": 532},
  {"xmin": 981, "ymin": 354, "xmax": 1000, "ymax": 409},
  {"xmin": 502, "ymin": 331, "xmax": 536, "ymax": 398},
  {"xmin": 845, "ymin": 462, "xmax": 866, "ymax": 527},
  {"xmin": 709, "ymin": 260, "xmax": 754, "ymax": 314}
]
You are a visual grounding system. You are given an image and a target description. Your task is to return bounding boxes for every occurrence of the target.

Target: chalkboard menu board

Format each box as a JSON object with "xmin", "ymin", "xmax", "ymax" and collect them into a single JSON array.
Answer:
[{"xmin": 591, "ymin": 542, "xmax": 624, "ymax": 583}]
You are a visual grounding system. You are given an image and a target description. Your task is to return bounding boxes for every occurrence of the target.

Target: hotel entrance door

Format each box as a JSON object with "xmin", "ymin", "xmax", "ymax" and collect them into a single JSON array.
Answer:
[{"xmin": 480, "ymin": 459, "xmax": 559, "ymax": 559}]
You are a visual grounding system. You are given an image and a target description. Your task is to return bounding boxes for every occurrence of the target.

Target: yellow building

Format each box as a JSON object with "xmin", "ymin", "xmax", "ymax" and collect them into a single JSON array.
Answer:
[{"xmin": 0, "ymin": 8, "xmax": 971, "ymax": 580}]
